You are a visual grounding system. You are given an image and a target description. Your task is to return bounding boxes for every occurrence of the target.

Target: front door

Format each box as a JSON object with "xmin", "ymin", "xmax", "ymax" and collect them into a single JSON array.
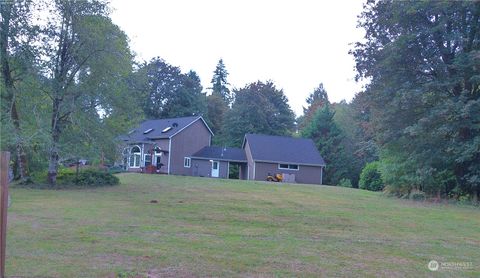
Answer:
[{"xmin": 211, "ymin": 161, "xmax": 219, "ymax": 178}]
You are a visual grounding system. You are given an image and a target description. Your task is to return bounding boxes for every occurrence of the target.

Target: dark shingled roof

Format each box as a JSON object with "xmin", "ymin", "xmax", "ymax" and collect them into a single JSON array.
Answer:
[
  {"xmin": 244, "ymin": 134, "xmax": 326, "ymax": 166},
  {"xmin": 191, "ymin": 146, "xmax": 247, "ymax": 162},
  {"xmin": 120, "ymin": 116, "xmax": 212, "ymax": 143}
]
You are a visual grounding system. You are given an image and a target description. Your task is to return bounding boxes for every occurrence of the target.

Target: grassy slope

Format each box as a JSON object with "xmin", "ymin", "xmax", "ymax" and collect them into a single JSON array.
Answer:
[{"xmin": 6, "ymin": 173, "xmax": 480, "ymax": 277}]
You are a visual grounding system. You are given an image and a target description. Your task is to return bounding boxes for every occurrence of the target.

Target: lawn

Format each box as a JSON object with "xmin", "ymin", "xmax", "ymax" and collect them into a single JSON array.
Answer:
[{"xmin": 5, "ymin": 173, "xmax": 480, "ymax": 277}]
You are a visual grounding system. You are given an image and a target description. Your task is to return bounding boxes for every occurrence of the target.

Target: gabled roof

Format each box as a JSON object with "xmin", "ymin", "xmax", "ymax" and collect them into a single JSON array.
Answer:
[
  {"xmin": 191, "ymin": 146, "xmax": 247, "ymax": 162},
  {"xmin": 243, "ymin": 134, "xmax": 326, "ymax": 166},
  {"xmin": 120, "ymin": 116, "xmax": 213, "ymax": 143}
]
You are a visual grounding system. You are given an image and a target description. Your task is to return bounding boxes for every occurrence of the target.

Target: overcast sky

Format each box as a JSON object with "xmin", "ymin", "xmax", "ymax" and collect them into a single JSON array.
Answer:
[{"xmin": 110, "ymin": 0, "xmax": 366, "ymax": 116}]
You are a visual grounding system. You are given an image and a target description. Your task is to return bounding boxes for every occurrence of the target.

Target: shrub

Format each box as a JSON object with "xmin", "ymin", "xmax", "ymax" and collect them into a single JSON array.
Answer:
[
  {"xmin": 28, "ymin": 168, "xmax": 119, "ymax": 188},
  {"xmin": 338, "ymin": 178, "xmax": 352, "ymax": 188},
  {"xmin": 58, "ymin": 169, "xmax": 119, "ymax": 187},
  {"xmin": 359, "ymin": 161, "xmax": 384, "ymax": 191}
]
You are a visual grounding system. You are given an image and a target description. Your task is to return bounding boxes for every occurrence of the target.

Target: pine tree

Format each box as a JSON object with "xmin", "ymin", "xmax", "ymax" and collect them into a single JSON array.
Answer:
[
  {"xmin": 301, "ymin": 104, "xmax": 348, "ymax": 185},
  {"xmin": 210, "ymin": 59, "xmax": 233, "ymax": 105}
]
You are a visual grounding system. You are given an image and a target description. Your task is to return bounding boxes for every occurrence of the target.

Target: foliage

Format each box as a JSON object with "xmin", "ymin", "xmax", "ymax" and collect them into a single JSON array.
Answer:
[
  {"xmin": 136, "ymin": 57, "xmax": 206, "ymax": 119},
  {"xmin": 206, "ymin": 93, "xmax": 229, "ymax": 143},
  {"xmin": 223, "ymin": 81, "xmax": 296, "ymax": 147},
  {"xmin": 297, "ymin": 83, "xmax": 329, "ymax": 130},
  {"xmin": 351, "ymin": 0, "xmax": 480, "ymax": 201},
  {"xmin": 301, "ymin": 103, "xmax": 348, "ymax": 185},
  {"xmin": 359, "ymin": 161, "xmax": 384, "ymax": 192},
  {"xmin": 338, "ymin": 178, "xmax": 352, "ymax": 188},
  {"xmin": 210, "ymin": 59, "xmax": 233, "ymax": 105},
  {"xmin": 30, "ymin": 167, "xmax": 119, "ymax": 188}
]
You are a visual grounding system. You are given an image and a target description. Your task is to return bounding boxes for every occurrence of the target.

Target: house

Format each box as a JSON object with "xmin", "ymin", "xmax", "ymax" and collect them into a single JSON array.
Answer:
[
  {"xmin": 119, "ymin": 116, "xmax": 213, "ymax": 175},
  {"xmin": 120, "ymin": 116, "xmax": 326, "ymax": 184}
]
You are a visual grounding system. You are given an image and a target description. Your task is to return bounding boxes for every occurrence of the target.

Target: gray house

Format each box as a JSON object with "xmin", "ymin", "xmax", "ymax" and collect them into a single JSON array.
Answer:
[
  {"xmin": 119, "ymin": 116, "xmax": 213, "ymax": 175},
  {"xmin": 120, "ymin": 116, "xmax": 326, "ymax": 184}
]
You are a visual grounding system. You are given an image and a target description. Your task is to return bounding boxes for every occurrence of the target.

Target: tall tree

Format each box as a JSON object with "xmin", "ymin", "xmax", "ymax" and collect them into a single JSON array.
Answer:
[
  {"xmin": 37, "ymin": 0, "xmax": 135, "ymax": 185},
  {"xmin": 210, "ymin": 59, "xmax": 232, "ymax": 105},
  {"xmin": 223, "ymin": 81, "xmax": 295, "ymax": 147},
  {"xmin": 0, "ymin": 0, "xmax": 37, "ymax": 182},
  {"xmin": 297, "ymin": 83, "xmax": 329, "ymax": 130},
  {"xmin": 301, "ymin": 104, "xmax": 348, "ymax": 185},
  {"xmin": 352, "ymin": 0, "xmax": 480, "ymax": 200}
]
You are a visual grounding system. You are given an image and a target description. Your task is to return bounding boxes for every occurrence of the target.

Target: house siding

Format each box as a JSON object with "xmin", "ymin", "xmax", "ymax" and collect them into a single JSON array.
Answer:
[
  {"xmin": 191, "ymin": 159, "xmax": 229, "ymax": 178},
  {"xmin": 170, "ymin": 119, "xmax": 211, "ymax": 175},
  {"xmin": 254, "ymin": 162, "xmax": 323, "ymax": 185}
]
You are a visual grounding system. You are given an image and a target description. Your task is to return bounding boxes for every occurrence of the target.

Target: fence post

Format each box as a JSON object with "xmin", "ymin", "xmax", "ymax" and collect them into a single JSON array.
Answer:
[{"xmin": 0, "ymin": 152, "xmax": 10, "ymax": 278}]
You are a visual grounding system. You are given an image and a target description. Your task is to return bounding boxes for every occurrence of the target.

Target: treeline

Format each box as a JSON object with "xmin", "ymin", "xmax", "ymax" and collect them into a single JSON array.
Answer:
[{"xmin": 1, "ymin": 0, "xmax": 479, "ymax": 203}]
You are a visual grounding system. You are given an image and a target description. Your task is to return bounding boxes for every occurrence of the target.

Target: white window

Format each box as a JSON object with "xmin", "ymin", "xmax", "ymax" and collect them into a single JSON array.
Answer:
[
  {"xmin": 184, "ymin": 157, "xmax": 191, "ymax": 168},
  {"xmin": 279, "ymin": 164, "xmax": 299, "ymax": 170},
  {"xmin": 129, "ymin": 146, "xmax": 141, "ymax": 168},
  {"xmin": 144, "ymin": 154, "xmax": 152, "ymax": 166}
]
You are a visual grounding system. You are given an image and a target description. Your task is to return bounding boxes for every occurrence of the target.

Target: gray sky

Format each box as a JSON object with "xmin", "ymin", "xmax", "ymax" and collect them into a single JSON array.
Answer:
[{"xmin": 110, "ymin": 0, "xmax": 366, "ymax": 116}]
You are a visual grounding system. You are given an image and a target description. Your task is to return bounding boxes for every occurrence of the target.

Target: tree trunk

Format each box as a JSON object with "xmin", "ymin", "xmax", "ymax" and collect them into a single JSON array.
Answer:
[
  {"xmin": 473, "ymin": 188, "xmax": 479, "ymax": 205},
  {"xmin": 0, "ymin": 3, "xmax": 30, "ymax": 183},
  {"xmin": 47, "ymin": 99, "xmax": 61, "ymax": 186}
]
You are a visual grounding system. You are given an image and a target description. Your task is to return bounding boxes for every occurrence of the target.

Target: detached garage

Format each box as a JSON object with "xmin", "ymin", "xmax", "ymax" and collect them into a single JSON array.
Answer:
[{"xmin": 242, "ymin": 134, "xmax": 326, "ymax": 185}]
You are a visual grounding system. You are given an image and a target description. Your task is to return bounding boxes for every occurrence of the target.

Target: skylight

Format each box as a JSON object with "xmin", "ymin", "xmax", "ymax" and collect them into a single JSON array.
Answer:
[
  {"xmin": 162, "ymin": 126, "xmax": 172, "ymax": 133},
  {"xmin": 128, "ymin": 129, "xmax": 135, "ymax": 134},
  {"xmin": 143, "ymin": 128, "xmax": 153, "ymax": 134}
]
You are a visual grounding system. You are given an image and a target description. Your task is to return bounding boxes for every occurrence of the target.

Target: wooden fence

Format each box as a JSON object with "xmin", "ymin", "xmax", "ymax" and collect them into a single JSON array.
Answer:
[{"xmin": 0, "ymin": 152, "xmax": 10, "ymax": 278}]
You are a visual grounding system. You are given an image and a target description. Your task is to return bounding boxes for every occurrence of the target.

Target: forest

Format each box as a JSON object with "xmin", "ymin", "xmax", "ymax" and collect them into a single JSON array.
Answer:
[{"xmin": 1, "ymin": 0, "xmax": 479, "ymax": 203}]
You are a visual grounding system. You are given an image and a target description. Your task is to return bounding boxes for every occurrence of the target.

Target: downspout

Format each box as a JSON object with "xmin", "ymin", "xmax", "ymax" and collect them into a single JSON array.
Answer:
[
  {"xmin": 167, "ymin": 138, "xmax": 172, "ymax": 175},
  {"xmin": 141, "ymin": 143, "xmax": 144, "ymax": 168},
  {"xmin": 320, "ymin": 166, "xmax": 323, "ymax": 185},
  {"xmin": 253, "ymin": 161, "xmax": 256, "ymax": 180}
]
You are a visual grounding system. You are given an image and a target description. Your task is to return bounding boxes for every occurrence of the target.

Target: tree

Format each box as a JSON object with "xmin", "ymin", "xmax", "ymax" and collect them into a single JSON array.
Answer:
[
  {"xmin": 0, "ymin": 0, "xmax": 37, "ymax": 182},
  {"xmin": 351, "ymin": 0, "xmax": 480, "ymax": 201},
  {"xmin": 137, "ymin": 58, "xmax": 206, "ymax": 119},
  {"xmin": 223, "ymin": 81, "xmax": 295, "ymax": 147},
  {"xmin": 206, "ymin": 93, "xmax": 228, "ymax": 142},
  {"xmin": 36, "ymin": 0, "xmax": 136, "ymax": 185},
  {"xmin": 210, "ymin": 59, "xmax": 232, "ymax": 105},
  {"xmin": 301, "ymin": 104, "xmax": 348, "ymax": 185},
  {"xmin": 298, "ymin": 83, "xmax": 329, "ymax": 130}
]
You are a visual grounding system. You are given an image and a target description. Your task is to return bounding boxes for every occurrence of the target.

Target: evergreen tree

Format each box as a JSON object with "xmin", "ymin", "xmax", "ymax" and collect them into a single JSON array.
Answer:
[
  {"xmin": 210, "ymin": 59, "xmax": 233, "ymax": 105},
  {"xmin": 298, "ymin": 84, "xmax": 329, "ymax": 130},
  {"xmin": 301, "ymin": 104, "xmax": 348, "ymax": 185}
]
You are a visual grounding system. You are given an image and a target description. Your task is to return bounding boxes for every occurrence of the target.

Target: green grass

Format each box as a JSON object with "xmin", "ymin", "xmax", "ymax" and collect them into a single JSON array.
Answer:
[{"xmin": 6, "ymin": 173, "xmax": 480, "ymax": 277}]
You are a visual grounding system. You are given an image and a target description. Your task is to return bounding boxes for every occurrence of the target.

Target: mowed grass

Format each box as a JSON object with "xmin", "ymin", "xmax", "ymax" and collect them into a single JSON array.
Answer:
[{"xmin": 5, "ymin": 173, "xmax": 480, "ymax": 277}]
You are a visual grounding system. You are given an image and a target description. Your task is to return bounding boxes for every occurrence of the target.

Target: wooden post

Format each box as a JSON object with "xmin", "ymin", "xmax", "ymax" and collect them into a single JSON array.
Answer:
[{"xmin": 0, "ymin": 152, "xmax": 10, "ymax": 278}]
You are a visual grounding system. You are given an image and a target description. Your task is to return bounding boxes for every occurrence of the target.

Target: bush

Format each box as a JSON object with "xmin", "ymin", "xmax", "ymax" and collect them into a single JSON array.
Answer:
[
  {"xmin": 28, "ymin": 168, "xmax": 119, "ymax": 188},
  {"xmin": 338, "ymin": 178, "xmax": 352, "ymax": 188},
  {"xmin": 58, "ymin": 169, "xmax": 119, "ymax": 187},
  {"xmin": 359, "ymin": 161, "xmax": 384, "ymax": 191}
]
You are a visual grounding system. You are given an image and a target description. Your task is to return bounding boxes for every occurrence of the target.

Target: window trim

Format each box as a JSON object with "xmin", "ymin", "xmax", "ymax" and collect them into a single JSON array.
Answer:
[
  {"xmin": 278, "ymin": 164, "xmax": 300, "ymax": 171},
  {"xmin": 144, "ymin": 154, "xmax": 152, "ymax": 167},
  {"xmin": 184, "ymin": 157, "xmax": 191, "ymax": 168},
  {"xmin": 129, "ymin": 145, "xmax": 141, "ymax": 168}
]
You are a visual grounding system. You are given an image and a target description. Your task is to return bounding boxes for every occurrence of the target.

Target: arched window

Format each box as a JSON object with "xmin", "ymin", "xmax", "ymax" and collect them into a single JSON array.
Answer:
[{"xmin": 129, "ymin": 145, "xmax": 141, "ymax": 168}]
